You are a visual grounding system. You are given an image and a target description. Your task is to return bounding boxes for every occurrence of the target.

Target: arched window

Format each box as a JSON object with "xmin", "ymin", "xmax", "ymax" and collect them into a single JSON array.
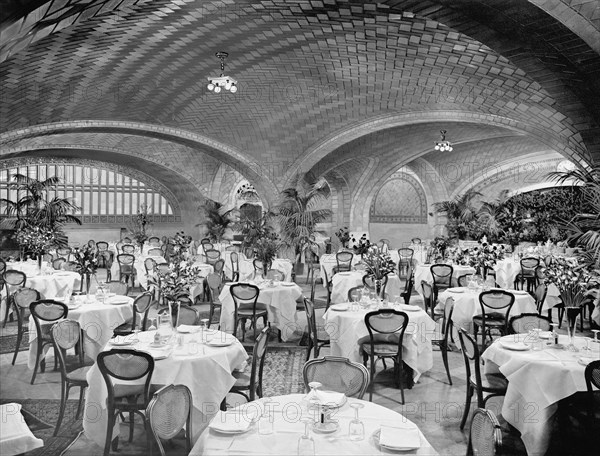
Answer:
[
  {"xmin": 370, "ymin": 172, "xmax": 427, "ymax": 224},
  {"xmin": 0, "ymin": 160, "xmax": 180, "ymax": 223}
]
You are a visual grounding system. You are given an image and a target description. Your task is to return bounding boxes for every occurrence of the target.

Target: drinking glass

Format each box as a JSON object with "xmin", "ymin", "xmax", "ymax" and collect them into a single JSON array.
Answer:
[
  {"xmin": 297, "ymin": 418, "xmax": 315, "ymax": 455},
  {"xmin": 258, "ymin": 399, "xmax": 274, "ymax": 435},
  {"xmin": 348, "ymin": 402, "xmax": 365, "ymax": 441},
  {"xmin": 565, "ymin": 306, "xmax": 581, "ymax": 352},
  {"xmin": 158, "ymin": 313, "xmax": 173, "ymax": 344}
]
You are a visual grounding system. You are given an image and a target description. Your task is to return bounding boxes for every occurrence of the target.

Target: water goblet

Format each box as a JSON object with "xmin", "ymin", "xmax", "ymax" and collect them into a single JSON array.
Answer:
[
  {"xmin": 258, "ymin": 398, "xmax": 274, "ymax": 435},
  {"xmin": 582, "ymin": 337, "xmax": 592, "ymax": 351},
  {"xmin": 348, "ymin": 402, "xmax": 365, "ymax": 441},
  {"xmin": 297, "ymin": 418, "xmax": 315, "ymax": 456}
]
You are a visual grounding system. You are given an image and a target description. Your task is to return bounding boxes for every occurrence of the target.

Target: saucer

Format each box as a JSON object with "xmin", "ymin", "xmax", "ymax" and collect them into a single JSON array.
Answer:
[{"xmin": 312, "ymin": 421, "xmax": 339, "ymax": 434}]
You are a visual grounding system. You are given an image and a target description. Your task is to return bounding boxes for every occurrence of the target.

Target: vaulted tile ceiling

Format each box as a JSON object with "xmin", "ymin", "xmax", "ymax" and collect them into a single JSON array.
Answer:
[{"xmin": 1, "ymin": 0, "xmax": 599, "ymax": 220}]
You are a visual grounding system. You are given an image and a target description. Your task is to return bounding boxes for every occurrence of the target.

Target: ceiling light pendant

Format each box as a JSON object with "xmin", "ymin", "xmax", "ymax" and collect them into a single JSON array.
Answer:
[
  {"xmin": 207, "ymin": 51, "xmax": 238, "ymax": 93},
  {"xmin": 434, "ymin": 130, "xmax": 453, "ymax": 152}
]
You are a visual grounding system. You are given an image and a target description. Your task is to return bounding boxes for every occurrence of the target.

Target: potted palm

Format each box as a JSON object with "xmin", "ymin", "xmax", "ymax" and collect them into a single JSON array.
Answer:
[
  {"xmin": 274, "ymin": 178, "xmax": 331, "ymax": 276},
  {"xmin": 201, "ymin": 199, "xmax": 238, "ymax": 242}
]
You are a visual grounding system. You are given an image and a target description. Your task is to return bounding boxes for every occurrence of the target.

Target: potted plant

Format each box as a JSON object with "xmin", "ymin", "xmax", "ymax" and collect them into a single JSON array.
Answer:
[
  {"xmin": 15, "ymin": 225, "xmax": 56, "ymax": 269},
  {"xmin": 274, "ymin": 178, "xmax": 331, "ymax": 276},
  {"xmin": 128, "ymin": 204, "xmax": 151, "ymax": 251},
  {"xmin": 335, "ymin": 227, "xmax": 350, "ymax": 250},
  {"xmin": 72, "ymin": 245, "xmax": 99, "ymax": 293},
  {"xmin": 201, "ymin": 199, "xmax": 238, "ymax": 243},
  {"xmin": 362, "ymin": 246, "xmax": 396, "ymax": 296},
  {"xmin": 253, "ymin": 236, "xmax": 280, "ymax": 277}
]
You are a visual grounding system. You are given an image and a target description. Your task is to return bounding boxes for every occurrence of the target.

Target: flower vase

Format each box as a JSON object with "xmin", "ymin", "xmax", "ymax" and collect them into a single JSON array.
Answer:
[
  {"xmin": 37, "ymin": 254, "xmax": 43, "ymax": 274},
  {"xmin": 375, "ymin": 278, "xmax": 383, "ymax": 298},
  {"xmin": 565, "ymin": 306, "xmax": 581, "ymax": 351}
]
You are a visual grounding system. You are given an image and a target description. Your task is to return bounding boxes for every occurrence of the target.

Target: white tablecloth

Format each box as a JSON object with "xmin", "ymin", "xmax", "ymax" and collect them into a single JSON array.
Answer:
[
  {"xmin": 319, "ymin": 253, "xmax": 363, "ymax": 280},
  {"xmin": 110, "ymin": 255, "xmax": 167, "ymax": 289},
  {"xmin": 191, "ymin": 394, "xmax": 438, "ymax": 456},
  {"xmin": 414, "ymin": 264, "xmax": 476, "ymax": 296},
  {"xmin": 436, "ymin": 288, "xmax": 537, "ymax": 332},
  {"xmin": 482, "ymin": 334, "xmax": 598, "ymax": 456},
  {"xmin": 218, "ymin": 282, "xmax": 303, "ymax": 341},
  {"xmin": 331, "ymin": 271, "xmax": 403, "ymax": 304},
  {"xmin": 27, "ymin": 296, "xmax": 134, "ymax": 367},
  {"xmin": 83, "ymin": 329, "xmax": 247, "ymax": 447},
  {"xmin": 0, "ymin": 403, "xmax": 44, "ymax": 456},
  {"xmin": 324, "ymin": 304, "xmax": 436, "ymax": 381}
]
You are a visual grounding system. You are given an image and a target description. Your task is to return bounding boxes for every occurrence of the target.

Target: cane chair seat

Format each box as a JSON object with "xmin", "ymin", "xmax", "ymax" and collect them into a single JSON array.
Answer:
[
  {"xmin": 508, "ymin": 313, "xmax": 552, "ymax": 334},
  {"xmin": 66, "ymin": 366, "xmax": 91, "ymax": 382},
  {"xmin": 302, "ymin": 356, "xmax": 369, "ymax": 399},
  {"xmin": 467, "ymin": 408, "xmax": 503, "ymax": 456},
  {"xmin": 204, "ymin": 249, "xmax": 221, "ymax": 265}
]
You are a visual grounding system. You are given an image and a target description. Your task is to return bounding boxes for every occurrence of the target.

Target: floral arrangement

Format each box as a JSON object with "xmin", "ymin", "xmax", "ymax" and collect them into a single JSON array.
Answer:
[
  {"xmin": 335, "ymin": 227, "xmax": 350, "ymax": 249},
  {"xmin": 362, "ymin": 246, "xmax": 396, "ymax": 280},
  {"xmin": 128, "ymin": 204, "xmax": 151, "ymax": 247},
  {"xmin": 149, "ymin": 260, "xmax": 202, "ymax": 303},
  {"xmin": 170, "ymin": 231, "xmax": 193, "ymax": 264},
  {"xmin": 15, "ymin": 225, "xmax": 56, "ymax": 256},
  {"xmin": 542, "ymin": 256, "xmax": 591, "ymax": 307},
  {"xmin": 254, "ymin": 237, "xmax": 280, "ymax": 273},
  {"xmin": 73, "ymin": 245, "xmax": 99, "ymax": 275},
  {"xmin": 352, "ymin": 234, "xmax": 371, "ymax": 255},
  {"xmin": 469, "ymin": 242, "xmax": 506, "ymax": 272},
  {"xmin": 430, "ymin": 236, "xmax": 451, "ymax": 261}
]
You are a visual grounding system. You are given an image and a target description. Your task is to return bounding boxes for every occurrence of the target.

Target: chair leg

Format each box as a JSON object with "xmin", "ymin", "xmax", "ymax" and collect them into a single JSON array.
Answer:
[
  {"xmin": 104, "ymin": 412, "xmax": 116, "ymax": 456},
  {"xmin": 76, "ymin": 386, "xmax": 86, "ymax": 420},
  {"xmin": 31, "ymin": 341, "xmax": 43, "ymax": 384},
  {"xmin": 440, "ymin": 343, "xmax": 452, "ymax": 385},
  {"xmin": 306, "ymin": 339, "xmax": 313, "ymax": 361},
  {"xmin": 2, "ymin": 301, "xmax": 10, "ymax": 328},
  {"xmin": 209, "ymin": 304, "xmax": 214, "ymax": 325},
  {"xmin": 12, "ymin": 324, "xmax": 23, "ymax": 365},
  {"xmin": 460, "ymin": 384, "xmax": 474, "ymax": 430},
  {"xmin": 54, "ymin": 382, "xmax": 68, "ymax": 436},
  {"xmin": 369, "ymin": 356, "xmax": 375, "ymax": 402},
  {"xmin": 129, "ymin": 411, "xmax": 135, "ymax": 442},
  {"xmin": 398, "ymin": 360, "xmax": 405, "ymax": 405}
]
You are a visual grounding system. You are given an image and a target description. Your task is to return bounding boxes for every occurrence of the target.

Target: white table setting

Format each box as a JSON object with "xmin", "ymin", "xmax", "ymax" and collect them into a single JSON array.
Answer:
[
  {"xmin": 83, "ymin": 326, "xmax": 248, "ymax": 447},
  {"xmin": 323, "ymin": 301, "xmax": 436, "ymax": 382},
  {"xmin": 330, "ymin": 271, "xmax": 403, "ymax": 304},
  {"xmin": 218, "ymin": 280, "xmax": 303, "ymax": 341},
  {"xmin": 0, "ymin": 403, "xmax": 44, "ymax": 456},
  {"xmin": 413, "ymin": 264, "xmax": 476, "ymax": 296},
  {"xmin": 191, "ymin": 393, "xmax": 438, "ymax": 455}
]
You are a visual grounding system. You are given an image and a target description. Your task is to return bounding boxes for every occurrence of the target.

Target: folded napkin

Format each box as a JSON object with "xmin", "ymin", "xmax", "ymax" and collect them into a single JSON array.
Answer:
[
  {"xmin": 209, "ymin": 410, "xmax": 254, "ymax": 433},
  {"xmin": 306, "ymin": 389, "xmax": 346, "ymax": 407},
  {"xmin": 379, "ymin": 424, "xmax": 421, "ymax": 450},
  {"xmin": 398, "ymin": 304, "xmax": 421, "ymax": 311},
  {"xmin": 176, "ymin": 324, "xmax": 200, "ymax": 333}
]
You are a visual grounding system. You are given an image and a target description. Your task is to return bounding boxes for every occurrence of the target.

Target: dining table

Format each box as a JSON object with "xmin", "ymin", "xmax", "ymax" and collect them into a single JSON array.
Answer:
[
  {"xmin": 190, "ymin": 393, "xmax": 438, "ymax": 455},
  {"xmin": 323, "ymin": 303, "xmax": 436, "ymax": 382},
  {"xmin": 218, "ymin": 281, "xmax": 303, "ymax": 342},
  {"xmin": 27, "ymin": 294, "xmax": 134, "ymax": 368},
  {"xmin": 83, "ymin": 327, "xmax": 248, "ymax": 447},
  {"xmin": 436, "ymin": 287, "xmax": 537, "ymax": 333},
  {"xmin": 330, "ymin": 271, "xmax": 403, "ymax": 304},
  {"xmin": 110, "ymin": 254, "xmax": 167, "ymax": 289},
  {"xmin": 413, "ymin": 264, "xmax": 476, "ymax": 296},
  {"xmin": 482, "ymin": 333, "xmax": 599, "ymax": 456},
  {"xmin": 0, "ymin": 403, "xmax": 44, "ymax": 456}
]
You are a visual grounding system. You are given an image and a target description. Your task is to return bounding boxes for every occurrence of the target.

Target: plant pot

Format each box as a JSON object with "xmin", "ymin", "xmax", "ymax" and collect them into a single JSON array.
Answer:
[{"xmin": 294, "ymin": 261, "xmax": 304, "ymax": 277}]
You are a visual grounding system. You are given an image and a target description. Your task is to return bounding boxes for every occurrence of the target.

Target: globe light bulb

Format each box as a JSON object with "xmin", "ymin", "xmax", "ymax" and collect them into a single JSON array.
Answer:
[
  {"xmin": 214, "ymin": 86, "xmax": 221, "ymax": 93},
  {"xmin": 434, "ymin": 145, "xmax": 440, "ymax": 151},
  {"xmin": 207, "ymin": 82, "xmax": 214, "ymax": 91},
  {"xmin": 225, "ymin": 81, "xmax": 232, "ymax": 90},
  {"xmin": 230, "ymin": 85, "xmax": 238, "ymax": 93}
]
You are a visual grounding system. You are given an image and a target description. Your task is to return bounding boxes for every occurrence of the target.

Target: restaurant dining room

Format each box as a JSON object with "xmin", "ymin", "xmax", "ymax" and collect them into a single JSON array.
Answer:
[{"xmin": 1, "ymin": 1, "xmax": 599, "ymax": 455}]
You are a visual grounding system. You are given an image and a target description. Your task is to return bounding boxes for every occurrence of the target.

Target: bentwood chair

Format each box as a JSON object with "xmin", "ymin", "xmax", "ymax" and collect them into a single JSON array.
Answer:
[
  {"xmin": 202, "ymin": 242, "xmax": 215, "ymax": 254},
  {"xmin": 159, "ymin": 303, "xmax": 199, "ymax": 327},
  {"xmin": 411, "ymin": 238, "xmax": 422, "ymax": 245},
  {"xmin": 117, "ymin": 254, "xmax": 136, "ymax": 287},
  {"xmin": 305, "ymin": 247, "xmax": 320, "ymax": 284},
  {"xmin": 52, "ymin": 258, "xmax": 66, "ymax": 270},
  {"xmin": 361, "ymin": 309, "xmax": 409, "ymax": 402},
  {"xmin": 230, "ymin": 283, "xmax": 268, "ymax": 341},
  {"xmin": 121, "ymin": 244, "xmax": 136, "ymax": 255},
  {"xmin": 362, "ymin": 274, "xmax": 388, "ymax": 299},
  {"xmin": 148, "ymin": 248, "xmax": 163, "ymax": 257},
  {"xmin": 466, "ymin": 408, "xmax": 503, "ymax": 456},
  {"xmin": 585, "ymin": 361, "xmax": 600, "ymax": 426},
  {"xmin": 230, "ymin": 252, "xmax": 240, "ymax": 282},
  {"xmin": 10, "ymin": 287, "xmax": 40, "ymax": 365},
  {"xmin": 433, "ymin": 297, "xmax": 455, "ymax": 385},
  {"xmin": 400, "ymin": 263, "xmax": 414, "ymax": 304},
  {"xmin": 333, "ymin": 251, "xmax": 353, "ymax": 274},
  {"xmin": 96, "ymin": 241, "xmax": 109, "ymax": 252},
  {"xmin": 514, "ymin": 257, "xmax": 540, "ymax": 292},
  {"xmin": 421, "ymin": 281, "xmax": 437, "ymax": 320},
  {"xmin": 204, "ymin": 249, "xmax": 221, "ymax": 266},
  {"xmin": 266, "ymin": 269, "xmax": 285, "ymax": 281},
  {"xmin": 144, "ymin": 257, "xmax": 157, "ymax": 276},
  {"xmin": 56, "ymin": 247, "xmax": 72, "ymax": 261},
  {"xmin": 122, "ymin": 237, "xmax": 132, "ymax": 244},
  {"xmin": 105, "ymin": 280, "xmax": 130, "ymax": 296},
  {"xmin": 458, "ymin": 328, "xmax": 508, "ymax": 430},
  {"xmin": 29, "ymin": 300, "xmax": 69, "ymax": 384},
  {"xmin": 146, "ymin": 385, "xmax": 193, "ymax": 456},
  {"xmin": 348, "ymin": 286, "xmax": 363, "ymax": 303},
  {"xmin": 397, "ymin": 248, "xmax": 414, "ymax": 279},
  {"xmin": 508, "ymin": 313, "xmax": 552, "ymax": 334},
  {"xmin": 303, "ymin": 356, "xmax": 370, "ymax": 399},
  {"xmin": 97, "ymin": 349, "xmax": 155, "ymax": 456},
  {"xmin": 2, "ymin": 269, "xmax": 27, "ymax": 327},
  {"xmin": 113, "ymin": 292, "xmax": 154, "ymax": 336},
  {"xmin": 230, "ymin": 326, "xmax": 270, "ymax": 402},
  {"xmin": 148, "ymin": 236, "xmax": 161, "ymax": 247},
  {"xmin": 51, "ymin": 319, "xmax": 91, "ymax": 436},
  {"xmin": 252, "ymin": 259, "xmax": 264, "ymax": 278},
  {"xmin": 458, "ymin": 274, "xmax": 475, "ymax": 288},
  {"xmin": 473, "ymin": 290, "xmax": 515, "ymax": 352},
  {"xmin": 213, "ymin": 259, "xmax": 226, "ymax": 281},
  {"xmin": 430, "ymin": 264, "xmax": 453, "ymax": 304},
  {"xmin": 303, "ymin": 298, "xmax": 330, "ymax": 361},
  {"xmin": 206, "ymin": 272, "xmax": 223, "ymax": 327}
]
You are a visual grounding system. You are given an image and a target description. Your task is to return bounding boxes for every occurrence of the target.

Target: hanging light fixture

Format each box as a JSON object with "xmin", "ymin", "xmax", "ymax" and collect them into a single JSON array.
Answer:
[
  {"xmin": 434, "ymin": 130, "xmax": 453, "ymax": 152},
  {"xmin": 207, "ymin": 51, "xmax": 238, "ymax": 93}
]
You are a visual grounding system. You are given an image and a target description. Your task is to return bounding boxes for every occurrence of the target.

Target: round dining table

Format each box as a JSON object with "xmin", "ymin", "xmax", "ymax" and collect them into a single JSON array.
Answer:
[
  {"xmin": 83, "ymin": 328, "xmax": 248, "ymax": 447},
  {"xmin": 190, "ymin": 393, "xmax": 438, "ymax": 455},
  {"xmin": 330, "ymin": 271, "xmax": 403, "ymax": 304},
  {"xmin": 482, "ymin": 334, "xmax": 599, "ymax": 456}
]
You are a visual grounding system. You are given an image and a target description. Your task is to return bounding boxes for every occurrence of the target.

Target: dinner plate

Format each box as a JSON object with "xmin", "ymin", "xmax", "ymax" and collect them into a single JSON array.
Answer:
[
  {"xmin": 336, "ymin": 272, "xmax": 352, "ymax": 276},
  {"xmin": 148, "ymin": 342, "xmax": 169, "ymax": 349},
  {"xmin": 513, "ymin": 290, "xmax": 530, "ymax": 295},
  {"xmin": 578, "ymin": 357, "xmax": 596, "ymax": 366},
  {"xmin": 372, "ymin": 427, "xmax": 421, "ymax": 452},
  {"xmin": 207, "ymin": 338, "xmax": 234, "ymax": 347},
  {"xmin": 499, "ymin": 341, "xmax": 530, "ymax": 351},
  {"xmin": 538, "ymin": 331, "xmax": 553, "ymax": 340},
  {"xmin": 448, "ymin": 289, "xmax": 465, "ymax": 294},
  {"xmin": 67, "ymin": 304, "xmax": 81, "ymax": 310},
  {"xmin": 108, "ymin": 296, "xmax": 130, "ymax": 305},
  {"xmin": 176, "ymin": 325, "xmax": 200, "ymax": 334},
  {"xmin": 398, "ymin": 305, "xmax": 421, "ymax": 312},
  {"xmin": 330, "ymin": 304, "xmax": 349, "ymax": 311},
  {"xmin": 280, "ymin": 282, "xmax": 296, "ymax": 287},
  {"xmin": 109, "ymin": 338, "xmax": 133, "ymax": 347}
]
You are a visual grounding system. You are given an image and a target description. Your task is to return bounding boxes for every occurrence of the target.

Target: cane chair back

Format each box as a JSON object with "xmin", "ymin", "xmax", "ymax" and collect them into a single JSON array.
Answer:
[
  {"xmin": 252, "ymin": 259, "xmax": 264, "ymax": 276},
  {"xmin": 56, "ymin": 247, "xmax": 72, "ymax": 260},
  {"xmin": 520, "ymin": 258, "xmax": 540, "ymax": 278},
  {"xmin": 230, "ymin": 252, "xmax": 240, "ymax": 281},
  {"xmin": 362, "ymin": 274, "xmax": 388, "ymax": 298},
  {"xmin": 42, "ymin": 253, "xmax": 54, "ymax": 263},
  {"xmin": 148, "ymin": 248, "xmax": 163, "ymax": 257},
  {"xmin": 266, "ymin": 269, "xmax": 285, "ymax": 281},
  {"xmin": 348, "ymin": 286, "xmax": 363, "ymax": 302},
  {"xmin": 213, "ymin": 259, "xmax": 225, "ymax": 278},
  {"xmin": 3, "ymin": 269, "xmax": 26, "ymax": 292},
  {"xmin": 411, "ymin": 238, "xmax": 422, "ymax": 245},
  {"xmin": 303, "ymin": 356, "xmax": 369, "ymax": 399},
  {"xmin": 146, "ymin": 385, "xmax": 193, "ymax": 456},
  {"xmin": 231, "ymin": 327, "xmax": 270, "ymax": 401},
  {"xmin": 474, "ymin": 290, "xmax": 515, "ymax": 351},
  {"xmin": 51, "ymin": 258, "xmax": 66, "ymax": 270},
  {"xmin": 397, "ymin": 248, "xmax": 414, "ymax": 279},
  {"xmin": 148, "ymin": 236, "xmax": 161, "ymax": 247},
  {"xmin": 144, "ymin": 257, "xmax": 157, "ymax": 275},
  {"xmin": 458, "ymin": 274, "xmax": 475, "ymax": 288},
  {"xmin": 129, "ymin": 292, "xmax": 153, "ymax": 333},
  {"xmin": 121, "ymin": 244, "xmax": 136, "ymax": 255},
  {"xmin": 117, "ymin": 253, "xmax": 136, "ymax": 285},
  {"xmin": 10, "ymin": 287, "xmax": 40, "ymax": 364},
  {"xmin": 63, "ymin": 261, "xmax": 79, "ymax": 272},
  {"xmin": 467, "ymin": 408, "xmax": 503, "ymax": 456},
  {"xmin": 508, "ymin": 313, "xmax": 552, "ymax": 334},
  {"xmin": 96, "ymin": 241, "xmax": 109, "ymax": 251},
  {"xmin": 303, "ymin": 298, "xmax": 330, "ymax": 361},
  {"xmin": 421, "ymin": 281, "xmax": 435, "ymax": 319},
  {"xmin": 202, "ymin": 242, "xmax": 215, "ymax": 253},
  {"xmin": 204, "ymin": 249, "xmax": 221, "ymax": 265},
  {"xmin": 105, "ymin": 281, "xmax": 129, "ymax": 296},
  {"xmin": 363, "ymin": 309, "xmax": 409, "ymax": 401},
  {"xmin": 229, "ymin": 283, "xmax": 267, "ymax": 339},
  {"xmin": 225, "ymin": 245, "xmax": 239, "ymax": 252},
  {"xmin": 206, "ymin": 272, "xmax": 223, "ymax": 326},
  {"xmin": 120, "ymin": 237, "xmax": 131, "ymax": 244},
  {"xmin": 534, "ymin": 283, "xmax": 547, "ymax": 313},
  {"xmin": 169, "ymin": 304, "xmax": 199, "ymax": 327},
  {"xmin": 430, "ymin": 264, "xmax": 453, "ymax": 291},
  {"xmin": 335, "ymin": 251, "xmax": 353, "ymax": 273}
]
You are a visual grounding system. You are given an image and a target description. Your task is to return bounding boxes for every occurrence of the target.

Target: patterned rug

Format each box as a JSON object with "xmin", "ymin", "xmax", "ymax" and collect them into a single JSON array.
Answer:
[
  {"xmin": 0, "ymin": 399, "xmax": 82, "ymax": 456},
  {"xmin": 0, "ymin": 331, "xmax": 29, "ymax": 355}
]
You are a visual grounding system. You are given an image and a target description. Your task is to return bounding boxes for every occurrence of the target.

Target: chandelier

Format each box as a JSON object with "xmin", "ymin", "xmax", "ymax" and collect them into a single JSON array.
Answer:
[
  {"xmin": 434, "ymin": 130, "xmax": 453, "ymax": 152},
  {"xmin": 207, "ymin": 52, "xmax": 238, "ymax": 93}
]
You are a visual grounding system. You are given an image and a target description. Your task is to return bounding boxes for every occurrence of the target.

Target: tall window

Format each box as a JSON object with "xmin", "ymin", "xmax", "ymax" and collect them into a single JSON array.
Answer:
[{"xmin": 0, "ymin": 162, "xmax": 177, "ymax": 221}]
